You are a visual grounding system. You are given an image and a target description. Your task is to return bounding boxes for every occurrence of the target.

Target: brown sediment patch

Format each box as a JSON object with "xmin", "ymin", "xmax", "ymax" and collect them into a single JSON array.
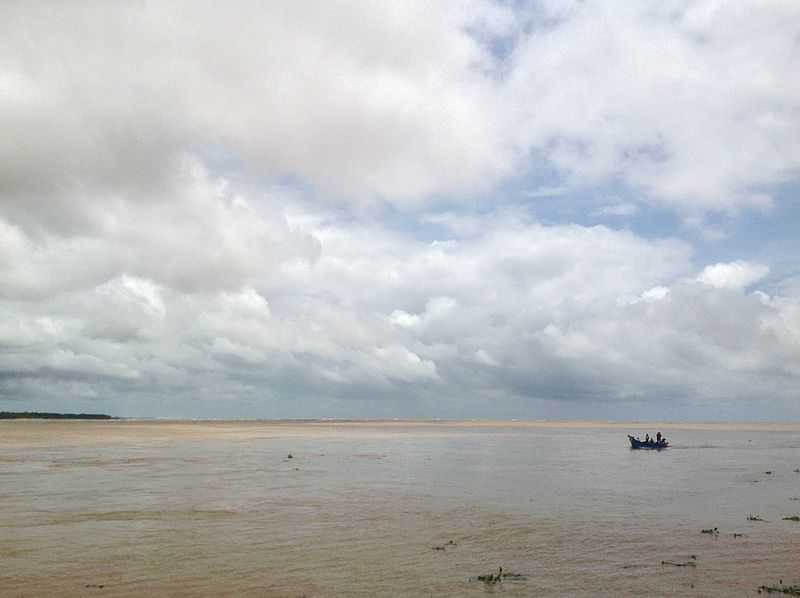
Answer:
[
  {"xmin": 5, "ymin": 419, "xmax": 800, "ymax": 450},
  {"xmin": 48, "ymin": 456, "xmax": 166, "ymax": 469},
  {"xmin": 5, "ymin": 421, "xmax": 800, "ymax": 597},
  {"xmin": 4, "ymin": 502, "xmax": 800, "ymax": 597},
  {"xmin": 44, "ymin": 509, "xmax": 238, "ymax": 525},
  {"xmin": 0, "ymin": 546, "xmax": 35, "ymax": 558}
]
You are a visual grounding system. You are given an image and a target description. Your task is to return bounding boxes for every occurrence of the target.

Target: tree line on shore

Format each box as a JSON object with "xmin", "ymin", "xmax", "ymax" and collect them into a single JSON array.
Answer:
[{"xmin": 0, "ymin": 411, "xmax": 114, "ymax": 420}]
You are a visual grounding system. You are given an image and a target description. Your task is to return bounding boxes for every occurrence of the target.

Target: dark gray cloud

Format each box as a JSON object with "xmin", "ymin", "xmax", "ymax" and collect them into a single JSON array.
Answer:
[{"xmin": 3, "ymin": 196, "xmax": 799, "ymax": 417}]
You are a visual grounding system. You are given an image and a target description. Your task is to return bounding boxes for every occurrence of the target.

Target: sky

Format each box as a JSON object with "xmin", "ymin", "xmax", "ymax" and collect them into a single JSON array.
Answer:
[{"xmin": 1, "ymin": 1, "xmax": 799, "ymax": 420}]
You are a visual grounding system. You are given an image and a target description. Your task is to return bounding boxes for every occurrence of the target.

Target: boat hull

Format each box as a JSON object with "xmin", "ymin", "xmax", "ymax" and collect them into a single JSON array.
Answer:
[{"xmin": 628, "ymin": 435, "xmax": 669, "ymax": 450}]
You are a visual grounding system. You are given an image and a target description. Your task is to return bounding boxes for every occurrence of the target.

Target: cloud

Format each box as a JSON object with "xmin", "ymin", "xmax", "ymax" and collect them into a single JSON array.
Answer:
[
  {"xmin": 697, "ymin": 261, "xmax": 770, "ymax": 290},
  {"xmin": 592, "ymin": 202, "xmax": 640, "ymax": 217},
  {"xmin": 0, "ymin": 159, "xmax": 321, "ymax": 297},
  {"xmin": 0, "ymin": 0, "xmax": 518, "ymax": 223},
  {"xmin": 681, "ymin": 215, "xmax": 730, "ymax": 242},
  {"xmin": 5, "ymin": 183, "xmax": 799, "ymax": 415},
  {"xmin": 525, "ymin": 185, "xmax": 571, "ymax": 199},
  {"xmin": 506, "ymin": 1, "xmax": 800, "ymax": 212},
  {"xmin": 1, "ymin": 1, "xmax": 798, "ymax": 223},
  {"xmin": 2, "ymin": 2, "xmax": 800, "ymax": 417}
]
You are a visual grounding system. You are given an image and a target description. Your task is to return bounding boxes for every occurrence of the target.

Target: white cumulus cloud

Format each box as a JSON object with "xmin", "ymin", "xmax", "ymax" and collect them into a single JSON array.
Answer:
[{"xmin": 697, "ymin": 261, "xmax": 770, "ymax": 290}]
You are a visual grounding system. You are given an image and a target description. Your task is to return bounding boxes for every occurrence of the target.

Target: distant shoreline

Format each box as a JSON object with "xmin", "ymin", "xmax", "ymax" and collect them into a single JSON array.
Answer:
[
  {"xmin": 0, "ymin": 411, "xmax": 115, "ymax": 420},
  {"xmin": 2, "ymin": 415, "xmax": 799, "ymax": 431}
]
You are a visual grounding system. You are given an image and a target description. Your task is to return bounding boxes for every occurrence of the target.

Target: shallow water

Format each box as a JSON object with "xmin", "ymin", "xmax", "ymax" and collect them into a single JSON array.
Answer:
[{"xmin": 2, "ymin": 420, "xmax": 799, "ymax": 597}]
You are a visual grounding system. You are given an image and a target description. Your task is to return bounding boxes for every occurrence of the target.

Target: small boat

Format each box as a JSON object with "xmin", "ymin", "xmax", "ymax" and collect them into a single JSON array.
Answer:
[{"xmin": 628, "ymin": 435, "xmax": 669, "ymax": 450}]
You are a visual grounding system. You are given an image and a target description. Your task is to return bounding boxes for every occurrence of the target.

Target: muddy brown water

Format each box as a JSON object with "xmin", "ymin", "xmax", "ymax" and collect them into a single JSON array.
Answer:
[{"xmin": 2, "ymin": 420, "xmax": 799, "ymax": 596}]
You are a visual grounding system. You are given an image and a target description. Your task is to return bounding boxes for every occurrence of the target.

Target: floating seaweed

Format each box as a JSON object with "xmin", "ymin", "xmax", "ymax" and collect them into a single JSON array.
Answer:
[
  {"xmin": 472, "ymin": 567, "xmax": 528, "ymax": 585},
  {"xmin": 758, "ymin": 583, "xmax": 800, "ymax": 595},
  {"xmin": 432, "ymin": 539, "xmax": 457, "ymax": 551},
  {"xmin": 782, "ymin": 516, "xmax": 800, "ymax": 522},
  {"xmin": 476, "ymin": 567, "xmax": 504, "ymax": 585},
  {"xmin": 748, "ymin": 514, "xmax": 767, "ymax": 521},
  {"xmin": 661, "ymin": 560, "xmax": 697, "ymax": 567}
]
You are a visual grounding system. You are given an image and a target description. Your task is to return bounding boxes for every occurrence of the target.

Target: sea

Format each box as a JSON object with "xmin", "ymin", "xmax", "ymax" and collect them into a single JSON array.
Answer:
[{"xmin": 1, "ymin": 420, "xmax": 799, "ymax": 597}]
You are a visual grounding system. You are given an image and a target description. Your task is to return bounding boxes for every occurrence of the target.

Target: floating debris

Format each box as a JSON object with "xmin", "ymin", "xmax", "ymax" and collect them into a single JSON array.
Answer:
[
  {"xmin": 765, "ymin": 471, "xmax": 773, "ymax": 475},
  {"xmin": 472, "ymin": 567, "xmax": 528, "ymax": 585},
  {"xmin": 476, "ymin": 567, "xmax": 504, "ymax": 585},
  {"xmin": 84, "ymin": 584, "xmax": 105, "ymax": 589},
  {"xmin": 733, "ymin": 533, "xmax": 745, "ymax": 538},
  {"xmin": 748, "ymin": 514, "xmax": 767, "ymax": 522},
  {"xmin": 287, "ymin": 454, "xmax": 293, "ymax": 459},
  {"xmin": 433, "ymin": 539, "xmax": 458, "ymax": 551},
  {"xmin": 662, "ymin": 560, "xmax": 697, "ymax": 567},
  {"xmin": 701, "ymin": 527, "xmax": 719, "ymax": 535},
  {"xmin": 757, "ymin": 583, "xmax": 800, "ymax": 595},
  {"xmin": 782, "ymin": 516, "xmax": 800, "ymax": 522}
]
